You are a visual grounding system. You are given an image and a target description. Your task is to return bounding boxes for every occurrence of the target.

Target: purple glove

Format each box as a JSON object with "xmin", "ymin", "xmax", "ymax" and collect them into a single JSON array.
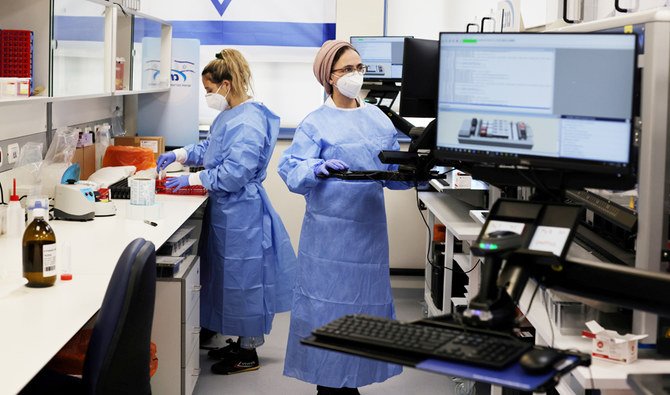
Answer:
[
  {"xmin": 165, "ymin": 175, "xmax": 190, "ymax": 191},
  {"xmin": 157, "ymin": 152, "xmax": 177, "ymax": 171},
  {"xmin": 314, "ymin": 159, "xmax": 349, "ymax": 176}
]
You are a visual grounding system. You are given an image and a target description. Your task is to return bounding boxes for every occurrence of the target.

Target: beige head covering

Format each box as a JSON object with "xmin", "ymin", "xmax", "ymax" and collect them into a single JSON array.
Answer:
[{"xmin": 313, "ymin": 39, "xmax": 355, "ymax": 95}]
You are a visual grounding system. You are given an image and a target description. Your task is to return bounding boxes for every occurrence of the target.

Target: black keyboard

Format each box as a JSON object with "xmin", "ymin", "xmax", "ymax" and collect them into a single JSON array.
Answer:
[
  {"xmin": 313, "ymin": 315, "xmax": 531, "ymax": 369},
  {"xmin": 324, "ymin": 170, "xmax": 418, "ymax": 181}
]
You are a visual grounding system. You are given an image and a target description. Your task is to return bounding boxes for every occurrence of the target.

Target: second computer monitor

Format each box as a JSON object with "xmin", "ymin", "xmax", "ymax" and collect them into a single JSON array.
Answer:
[
  {"xmin": 435, "ymin": 32, "xmax": 637, "ymax": 178},
  {"xmin": 400, "ymin": 37, "xmax": 440, "ymax": 118},
  {"xmin": 350, "ymin": 36, "xmax": 409, "ymax": 82}
]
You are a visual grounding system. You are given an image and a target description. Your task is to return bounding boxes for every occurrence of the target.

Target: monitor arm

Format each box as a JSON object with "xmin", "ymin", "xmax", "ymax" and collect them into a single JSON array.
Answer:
[
  {"xmin": 503, "ymin": 253, "xmax": 670, "ymax": 318},
  {"xmin": 463, "ymin": 249, "xmax": 670, "ymax": 330}
]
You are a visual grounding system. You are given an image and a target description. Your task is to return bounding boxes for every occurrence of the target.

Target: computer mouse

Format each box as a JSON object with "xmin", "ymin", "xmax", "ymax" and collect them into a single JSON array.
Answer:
[
  {"xmin": 519, "ymin": 348, "xmax": 562, "ymax": 375},
  {"xmin": 364, "ymin": 97, "xmax": 378, "ymax": 104},
  {"xmin": 486, "ymin": 230, "xmax": 519, "ymax": 238}
]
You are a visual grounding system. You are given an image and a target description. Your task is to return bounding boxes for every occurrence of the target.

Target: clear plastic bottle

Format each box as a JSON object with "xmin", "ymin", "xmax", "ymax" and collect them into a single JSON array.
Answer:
[
  {"xmin": 6, "ymin": 179, "xmax": 25, "ymax": 237},
  {"xmin": 22, "ymin": 201, "xmax": 57, "ymax": 287}
]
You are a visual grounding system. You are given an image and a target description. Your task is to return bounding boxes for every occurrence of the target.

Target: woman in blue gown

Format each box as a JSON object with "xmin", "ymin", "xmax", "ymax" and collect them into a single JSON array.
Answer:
[
  {"xmin": 157, "ymin": 49, "xmax": 296, "ymax": 375},
  {"xmin": 279, "ymin": 40, "xmax": 411, "ymax": 395}
]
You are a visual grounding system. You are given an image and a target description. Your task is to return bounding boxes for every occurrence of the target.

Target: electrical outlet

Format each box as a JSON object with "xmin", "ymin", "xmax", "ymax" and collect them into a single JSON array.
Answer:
[{"xmin": 7, "ymin": 143, "xmax": 19, "ymax": 164}]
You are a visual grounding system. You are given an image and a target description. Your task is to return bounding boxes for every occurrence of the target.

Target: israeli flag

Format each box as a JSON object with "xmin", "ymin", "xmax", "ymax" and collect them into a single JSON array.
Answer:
[{"xmin": 141, "ymin": 0, "xmax": 336, "ymax": 127}]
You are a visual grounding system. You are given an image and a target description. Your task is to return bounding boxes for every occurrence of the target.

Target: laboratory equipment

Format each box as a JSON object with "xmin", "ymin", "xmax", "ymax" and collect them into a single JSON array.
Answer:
[
  {"xmin": 53, "ymin": 182, "xmax": 95, "ymax": 221},
  {"xmin": 434, "ymin": 32, "xmax": 638, "ymax": 190},
  {"xmin": 40, "ymin": 162, "xmax": 81, "ymax": 198},
  {"xmin": 22, "ymin": 201, "xmax": 56, "ymax": 287}
]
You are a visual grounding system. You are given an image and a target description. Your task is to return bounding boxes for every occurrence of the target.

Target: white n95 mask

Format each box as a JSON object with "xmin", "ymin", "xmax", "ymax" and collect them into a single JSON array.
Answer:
[
  {"xmin": 335, "ymin": 72, "xmax": 364, "ymax": 99},
  {"xmin": 205, "ymin": 84, "xmax": 230, "ymax": 112}
]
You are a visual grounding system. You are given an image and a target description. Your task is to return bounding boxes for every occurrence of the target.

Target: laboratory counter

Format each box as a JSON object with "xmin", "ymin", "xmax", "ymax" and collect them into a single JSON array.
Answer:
[{"xmin": 0, "ymin": 194, "xmax": 207, "ymax": 394}]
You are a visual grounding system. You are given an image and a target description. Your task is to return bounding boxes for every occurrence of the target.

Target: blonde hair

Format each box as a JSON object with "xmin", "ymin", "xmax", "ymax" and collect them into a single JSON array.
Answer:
[{"xmin": 202, "ymin": 48, "xmax": 253, "ymax": 96}]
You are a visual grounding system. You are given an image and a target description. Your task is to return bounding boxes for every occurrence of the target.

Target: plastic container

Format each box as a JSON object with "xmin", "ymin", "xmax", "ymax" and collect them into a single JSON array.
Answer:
[
  {"xmin": 0, "ymin": 78, "xmax": 18, "ymax": 97},
  {"xmin": 115, "ymin": 57, "xmax": 125, "ymax": 90},
  {"xmin": 17, "ymin": 77, "xmax": 30, "ymax": 97},
  {"xmin": 6, "ymin": 196, "xmax": 25, "ymax": 237}
]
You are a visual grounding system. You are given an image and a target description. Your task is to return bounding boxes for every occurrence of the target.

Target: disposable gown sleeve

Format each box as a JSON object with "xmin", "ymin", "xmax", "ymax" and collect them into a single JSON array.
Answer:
[
  {"xmin": 384, "ymin": 138, "xmax": 415, "ymax": 190},
  {"xmin": 278, "ymin": 125, "xmax": 324, "ymax": 196},
  {"xmin": 182, "ymin": 139, "xmax": 210, "ymax": 167},
  {"xmin": 197, "ymin": 124, "xmax": 264, "ymax": 193}
]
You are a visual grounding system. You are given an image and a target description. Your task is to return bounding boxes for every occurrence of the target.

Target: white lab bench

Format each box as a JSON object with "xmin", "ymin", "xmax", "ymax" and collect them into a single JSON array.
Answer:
[
  {"xmin": 418, "ymin": 191, "xmax": 670, "ymax": 395},
  {"xmin": 0, "ymin": 193, "xmax": 207, "ymax": 394}
]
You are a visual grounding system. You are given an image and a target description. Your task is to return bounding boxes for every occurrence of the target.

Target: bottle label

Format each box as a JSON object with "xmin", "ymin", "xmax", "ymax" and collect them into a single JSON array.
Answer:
[{"xmin": 43, "ymin": 244, "xmax": 57, "ymax": 277}]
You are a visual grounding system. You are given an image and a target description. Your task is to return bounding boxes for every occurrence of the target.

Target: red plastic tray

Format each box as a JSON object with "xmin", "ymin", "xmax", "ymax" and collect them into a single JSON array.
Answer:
[
  {"xmin": 155, "ymin": 178, "xmax": 208, "ymax": 196},
  {"xmin": 0, "ymin": 30, "xmax": 33, "ymax": 78}
]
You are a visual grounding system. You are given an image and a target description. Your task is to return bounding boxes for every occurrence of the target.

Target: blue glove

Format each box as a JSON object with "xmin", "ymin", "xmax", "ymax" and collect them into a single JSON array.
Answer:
[
  {"xmin": 157, "ymin": 152, "xmax": 177, "ymax": 171},
  {"xmin": 314, "ymin": 159, "xmax": 349, "ymax": 176},
  {"xmin": 165, "ymin": 175, "xmax": 190, "ymax": 191}
]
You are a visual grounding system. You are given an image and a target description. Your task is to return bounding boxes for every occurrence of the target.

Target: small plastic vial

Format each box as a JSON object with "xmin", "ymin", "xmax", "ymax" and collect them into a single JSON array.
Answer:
[{"xmin": 60, "ymin": 243, "xmax": 72, "ymax": 281}]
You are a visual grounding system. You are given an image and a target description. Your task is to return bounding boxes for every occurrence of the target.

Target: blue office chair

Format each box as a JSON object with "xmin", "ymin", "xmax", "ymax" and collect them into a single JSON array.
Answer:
[{"xmin": 21, "ymin": 238, "xmax": 157, "ymax": 395}]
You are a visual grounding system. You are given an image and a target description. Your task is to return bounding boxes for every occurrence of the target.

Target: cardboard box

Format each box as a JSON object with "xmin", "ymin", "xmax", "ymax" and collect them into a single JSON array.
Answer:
[
  {"xmin": 113, "ymin": 136, "xmax": 165, "ymax": 160},
  {"xmin": 582, "ymin": 320, "xmax": 647, "ymax": 364},
  {"xmin": 73, "ymin": 145, "xmax": 96, "ymax": 180}
]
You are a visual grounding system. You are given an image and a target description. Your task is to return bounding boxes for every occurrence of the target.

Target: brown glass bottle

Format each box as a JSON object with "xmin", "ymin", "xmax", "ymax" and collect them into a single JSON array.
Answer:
[{"xmin": 22, "ymin": 205, "xmax": 56, "ymax": 287}]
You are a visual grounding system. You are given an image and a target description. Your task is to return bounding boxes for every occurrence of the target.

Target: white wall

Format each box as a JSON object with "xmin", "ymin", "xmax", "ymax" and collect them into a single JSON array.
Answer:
[
  {"xmin": 387, "ymin": 0, "xmax": 501, "ymax": 37},
  {"xmin": 336, "ymin": 0, "xmax": 384, "ymax": 40}
]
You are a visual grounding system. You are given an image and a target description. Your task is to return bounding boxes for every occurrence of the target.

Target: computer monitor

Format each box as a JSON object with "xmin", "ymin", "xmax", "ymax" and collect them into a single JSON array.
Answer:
[
  {"xmin": 350, "ymin": 36, "xmax": 410, "ymax": 82},
  {"xmin": 433, "ymin": 32, "xmax": 638, "ymax": 190},
  {"xmin": 400, "ymin": 37, "xmax": 439, "ymax": 118}
]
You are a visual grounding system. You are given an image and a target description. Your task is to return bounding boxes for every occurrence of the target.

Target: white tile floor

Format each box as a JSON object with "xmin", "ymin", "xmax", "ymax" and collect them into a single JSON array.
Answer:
[{"xmin": 193, "ymin": 285, "xmax": 454, "ymax": 395}]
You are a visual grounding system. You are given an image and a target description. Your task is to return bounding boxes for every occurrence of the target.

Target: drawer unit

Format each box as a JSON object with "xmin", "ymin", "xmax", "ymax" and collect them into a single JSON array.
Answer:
[{"xmin": 151, "ymin": 256, "xmax": 201, "ymax": 395}]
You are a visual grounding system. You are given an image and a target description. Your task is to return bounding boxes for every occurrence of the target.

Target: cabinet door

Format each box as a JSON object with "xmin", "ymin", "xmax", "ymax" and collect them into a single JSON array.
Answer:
[
  {"xmin": 131, "ymin": 16, "xmax": 171, "ymax": 91},
  {"xmin": 52, "ymin": 0, "xmax": 108, "ymax": 96}
]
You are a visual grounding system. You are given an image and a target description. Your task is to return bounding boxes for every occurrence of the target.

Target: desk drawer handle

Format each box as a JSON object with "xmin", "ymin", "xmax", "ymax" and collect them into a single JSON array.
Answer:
[
  {"xmin": 192, "ymin": 326, "xmax": 201, "ymax": 334},
  {"xmin": 191, "ymin": 368, "xmax": 201, "ymax": 377},
  {"xmin": 192, "ymin": 285, "xmax": 202, "ymax": 292}
]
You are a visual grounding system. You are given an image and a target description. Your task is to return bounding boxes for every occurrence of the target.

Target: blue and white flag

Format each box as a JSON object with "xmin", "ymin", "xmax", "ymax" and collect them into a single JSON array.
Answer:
[{"xmin": 141, "ymin": 0, "xmax": 336, "ymax": 126}]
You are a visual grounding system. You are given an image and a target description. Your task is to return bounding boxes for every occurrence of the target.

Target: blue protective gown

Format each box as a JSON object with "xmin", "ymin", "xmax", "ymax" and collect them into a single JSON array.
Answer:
[
  {"xmin": 183, "ymin": 101, "xmax": 296, "ymax": 337},
  {"xmin": 279, "ymin": 99, "xmax": 409, "ymax": 388}
]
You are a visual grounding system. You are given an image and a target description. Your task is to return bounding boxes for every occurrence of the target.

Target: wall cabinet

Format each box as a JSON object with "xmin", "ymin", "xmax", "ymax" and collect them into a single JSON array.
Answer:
[{"xmin": 0, "ymin": 0, "xmax": 171, "ymax": 105}]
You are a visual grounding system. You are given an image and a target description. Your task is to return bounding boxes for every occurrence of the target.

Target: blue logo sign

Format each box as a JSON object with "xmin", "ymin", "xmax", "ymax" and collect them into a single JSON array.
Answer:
[
  {"xmin": 145, "ymin": 59, "xmax": 196, "ymax": 86},
  {"xmin": 210, "ymin": 0, "xmax": 232, "ymax": 16}
]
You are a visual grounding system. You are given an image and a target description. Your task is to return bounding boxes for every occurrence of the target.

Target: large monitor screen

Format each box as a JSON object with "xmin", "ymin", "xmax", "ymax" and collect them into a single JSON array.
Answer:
[
  {"xmin": 435, "ymin": 33, "xmax": 637, "ymax": 175},
  {"xmin": 351, "ymin": 36, "xmax": 409, "ymax": 81}
]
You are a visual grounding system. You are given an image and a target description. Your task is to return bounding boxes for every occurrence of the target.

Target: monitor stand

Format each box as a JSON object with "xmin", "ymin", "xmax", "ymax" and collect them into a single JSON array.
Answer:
[{"xmin": 363, "ymin": 81, "xmax": 401, "ymax": 108}]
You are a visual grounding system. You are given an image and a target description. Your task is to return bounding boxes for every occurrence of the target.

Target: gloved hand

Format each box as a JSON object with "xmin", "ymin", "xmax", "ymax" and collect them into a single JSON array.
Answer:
[
  {"xmin": 165, "ymin": 175, "xmax": 190, "ymax": 191},
  {"xmin": 314, "ymin": 159, "xmax": 349, "ymax": 177},
  {"xmin": 156, "ymin": 152, "xmax": 177, "ymax": 171}
]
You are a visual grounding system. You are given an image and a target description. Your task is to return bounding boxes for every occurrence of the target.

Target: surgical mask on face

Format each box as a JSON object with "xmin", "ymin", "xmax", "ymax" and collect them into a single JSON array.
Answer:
[
  {"xmin": 335, "ymin": 72, "xmax": 364, "ymax": 99},
  {"xmin": 205, "ymin": 84, "xmax": 230, "ymax": 112}
]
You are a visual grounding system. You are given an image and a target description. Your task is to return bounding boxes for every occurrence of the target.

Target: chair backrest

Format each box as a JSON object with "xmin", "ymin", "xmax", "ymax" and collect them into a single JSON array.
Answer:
[{"xmin": 83, "ymin": 238, "xmax": 156, "ymax": 395}]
